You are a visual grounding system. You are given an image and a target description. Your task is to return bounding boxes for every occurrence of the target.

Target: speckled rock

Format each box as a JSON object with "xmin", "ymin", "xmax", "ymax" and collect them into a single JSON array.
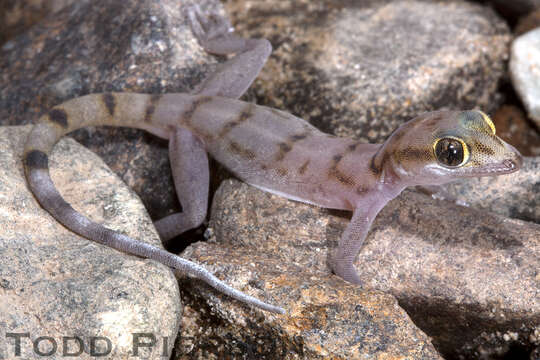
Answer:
[
  {"xmin": 510, "ymin": 27, "xmax": 540, "ymax": 129},
  {"xmin": 0, "ymin": 126, "xmax": 181, "ymax": 359},
  {"xmin": 491, "ymin": 105, "xmax": 540, "ymax": 157},
  {"xmin": 224, "ymin": 0, "xmax": 510, "ymax": 141},
  {"xmin": 0, "ymin": 0, "xmax": 223, "ymax": 220},
  {"xmin": 443, "ymin": 156, "xmax": 540, "ymax": 224},
  {"xmin": 455, "ymin": 325, "xmax": 540, "ymax": 360},
  {"xmin": 0, "ymin": 0, "xmax": 76, "ymax": 44},
  {"xmin": 207, "ymin": 179, "xmax": 540, "ymax": 358},
  {"xmin": 176, "ymin": 242, "xmax": 442, "ymax": 359}
]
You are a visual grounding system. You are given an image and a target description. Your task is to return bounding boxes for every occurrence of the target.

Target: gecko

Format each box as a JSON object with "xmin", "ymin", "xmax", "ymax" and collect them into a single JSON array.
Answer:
[{"xmin": 23, "ymin": 7, "xmax": 523, "ymax": 315}]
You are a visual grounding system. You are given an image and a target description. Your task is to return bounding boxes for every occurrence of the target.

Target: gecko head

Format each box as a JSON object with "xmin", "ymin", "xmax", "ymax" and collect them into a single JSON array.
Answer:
[{"xmin": 375, "ymin": 110, "xmax": 523, "ymax": 186}]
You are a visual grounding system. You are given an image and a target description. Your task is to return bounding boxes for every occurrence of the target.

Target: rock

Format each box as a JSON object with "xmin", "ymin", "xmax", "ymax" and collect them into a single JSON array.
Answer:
[
  {"xmin": 0, "ymin": 126, "xmax": 181, "ymax": 359},
  {"xmin": 443, "ymin": 156, "xmax": 540, "ymax": 224},
  {"xmin": 0, "ymin": 0, "xmax": 224, "ymax": 221},
  {"xmin": 491, "ymin": 105, "xmax": 540, "ymax": 157},
  {"xmin": 176, "ymin": 242, "xmax": 442, "ymax": 359},
  {"xmin": 0, "ymin": 0, "xmax": 76, "ymax": 44},
  {"xmin": 225, "ymin": 0, "xmax": 510, "ymax": 142},
  {"xmin": 455, "ymin": 326, "xmax": 540, "ymax": 359},
  {"xmin": 510, "ymin": 27, "xmax": 540, "ymax": 129},
  {"xmin": 486, "ymin": 0, "xmax": 540, "ymax": 22},
  {"xmin": 208, "ymin": 179, "xmax": 540, "ymax": 358},
  {"xmin": 515, "ymin": 8, "xmax": 540, "ymax": 36}
]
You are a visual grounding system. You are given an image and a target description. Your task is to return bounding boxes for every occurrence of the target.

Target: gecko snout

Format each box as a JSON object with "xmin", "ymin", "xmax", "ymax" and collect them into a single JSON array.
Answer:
[
  {"xmin": 507, "ymin": 142, "xmax": 522, "ymax": 163},
  {"xmin": 500, "ymin": 143, "xmax": 523, "ymax": 173}
]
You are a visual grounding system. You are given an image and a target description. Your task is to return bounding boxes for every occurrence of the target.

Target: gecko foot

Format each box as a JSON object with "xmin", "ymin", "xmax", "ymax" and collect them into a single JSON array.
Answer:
[
  {"xmin": 329, "ymin": 256, "xmax": 364, "ymax": 285},
  {"xmin": 186, "ymin": 4, "xmax": 233, "ymax": 45}
]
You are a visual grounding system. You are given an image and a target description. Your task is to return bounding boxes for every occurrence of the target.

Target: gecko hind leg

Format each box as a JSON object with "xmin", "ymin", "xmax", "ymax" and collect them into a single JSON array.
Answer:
[
  {"xmin": 186, "ymin": 5, "xmax": 272, "ymax": 99},
  {"xmin": 154, "ymin": 127, "xmax": 209, "ymax": 244},
  {"xmin": 187, "ymin": 5, "xmax": 234, "ymax": 51}
]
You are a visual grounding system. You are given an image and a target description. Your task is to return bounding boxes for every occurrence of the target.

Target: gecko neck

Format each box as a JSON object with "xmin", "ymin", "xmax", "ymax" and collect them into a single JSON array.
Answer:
[{"xmin": 370, "ymin": 144, "xmax": 409, "ymax": 200}]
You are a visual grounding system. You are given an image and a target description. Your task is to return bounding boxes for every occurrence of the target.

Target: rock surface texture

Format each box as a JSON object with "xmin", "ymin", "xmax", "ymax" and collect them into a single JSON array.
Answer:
[
  {"xmin": 491, "ymin": 105, "xmax": 540, "ymax": 157},
  {"xmin": 198, "ymin": 179, "xmax": 540, "ymax": 358},
  {"xmin": 510, "ymin": 27, "xmax": 540, "ymax": 129},
  {"xmin": 176, "ymin": 241, "xmax": 442, "ymax": 359},
  {"xmin": 0, "ymin": 126, "xmax": 181, "ymax": 359},
  {"xmin": 225, "ymin": 0, "xmax": 510, "ymax": 142},
  {"xmin": 0, "ymin": 0, "xmax": 76, "ymax": 44},
  {"xmin": 443, "ymin": 157, "xmax": 540, "ymax": 224}
]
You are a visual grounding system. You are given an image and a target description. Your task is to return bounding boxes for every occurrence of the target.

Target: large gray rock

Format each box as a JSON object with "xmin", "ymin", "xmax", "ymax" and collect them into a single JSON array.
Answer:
[
  {"xmin": 207, "ymin": 179, "xmax": 540, "ymax": 358},
  {"xmin": 510, "ymin": 27, "xmax": 540, "ymax": 129},
  {"xmin": 0, "ymin": 126, "xmax": 181, "ymax": 359},
  {"xmin": 225, "ymin": 0, "xmax": 510, "ymax": 142},
  {"xmin": 0, "ymin": 0, "xmax": 224, "ymax": 221}
]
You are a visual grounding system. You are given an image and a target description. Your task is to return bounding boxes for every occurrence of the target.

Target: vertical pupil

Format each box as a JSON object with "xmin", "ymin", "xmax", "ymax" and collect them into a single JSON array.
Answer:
[{"xmin": 445, "ymin": 142, "xmax": 459, "ymax": 165}]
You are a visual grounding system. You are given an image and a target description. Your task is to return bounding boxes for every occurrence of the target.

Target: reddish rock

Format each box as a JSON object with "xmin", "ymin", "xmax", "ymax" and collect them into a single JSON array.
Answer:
[
  {"xmin": 515, "ymin": 8, "xmax": 540, "ymax": 36},
  {"xmin": 177, "ymin": 242, "xmax": 442, "ymax": 359},
  {"xmin": 491, "ymin": 105, "xmax": 540, "ymax": 157}
]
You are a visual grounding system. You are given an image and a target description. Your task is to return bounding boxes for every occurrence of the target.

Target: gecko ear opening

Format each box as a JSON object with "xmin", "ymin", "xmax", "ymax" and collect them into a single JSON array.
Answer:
[{"xmin": 434, "ymin": 137, "xmax": 469, "ymax": 167}]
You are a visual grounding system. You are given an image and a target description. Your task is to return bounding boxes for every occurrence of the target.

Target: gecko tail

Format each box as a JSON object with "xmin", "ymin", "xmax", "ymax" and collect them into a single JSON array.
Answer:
[{"xmin": 23, "ymin": 94, "xmax": 285, "ymax": 314}]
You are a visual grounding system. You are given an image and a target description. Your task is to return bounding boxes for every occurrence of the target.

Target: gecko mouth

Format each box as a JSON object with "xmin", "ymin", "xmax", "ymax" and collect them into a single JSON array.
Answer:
[{"xmin": 462, "ymin": 157, "xmax": 522, "ymax": 177}]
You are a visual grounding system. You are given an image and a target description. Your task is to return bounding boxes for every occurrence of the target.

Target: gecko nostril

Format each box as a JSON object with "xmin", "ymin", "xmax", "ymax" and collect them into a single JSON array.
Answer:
[{"xmin": 503, "ymin": 159, "xmax": 516, "ymax": 170}]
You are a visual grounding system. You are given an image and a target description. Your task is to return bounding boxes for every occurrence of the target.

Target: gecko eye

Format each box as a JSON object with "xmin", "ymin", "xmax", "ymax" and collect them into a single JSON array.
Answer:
[{"xmin": 434, "ymin": 137, "xmax": 468, "ymax": 167}]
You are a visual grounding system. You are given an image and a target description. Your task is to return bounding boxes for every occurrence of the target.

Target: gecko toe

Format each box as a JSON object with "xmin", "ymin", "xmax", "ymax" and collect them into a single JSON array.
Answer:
[
  {"xmin": 205, "ymin": 12, "xmax": 233, "ymax": 40},
  {"xmin": 186, "ymin": 6, "xmax": 207, "ymax": 41},
  {"xmin": 186, "ymin": 5, "xmax": 234, "ymax": 44}
]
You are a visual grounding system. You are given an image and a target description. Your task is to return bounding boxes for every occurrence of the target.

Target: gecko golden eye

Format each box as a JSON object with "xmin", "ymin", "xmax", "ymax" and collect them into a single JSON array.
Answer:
[{"xmin": 434, "ymin": 137, "xmax": 468, "ymax": 167}]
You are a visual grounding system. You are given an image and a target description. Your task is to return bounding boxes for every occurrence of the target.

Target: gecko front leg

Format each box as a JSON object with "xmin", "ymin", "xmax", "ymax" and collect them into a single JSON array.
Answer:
[{"xmin": 330, "ymin": 199, "xmax": 388, "ymax": 284}]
